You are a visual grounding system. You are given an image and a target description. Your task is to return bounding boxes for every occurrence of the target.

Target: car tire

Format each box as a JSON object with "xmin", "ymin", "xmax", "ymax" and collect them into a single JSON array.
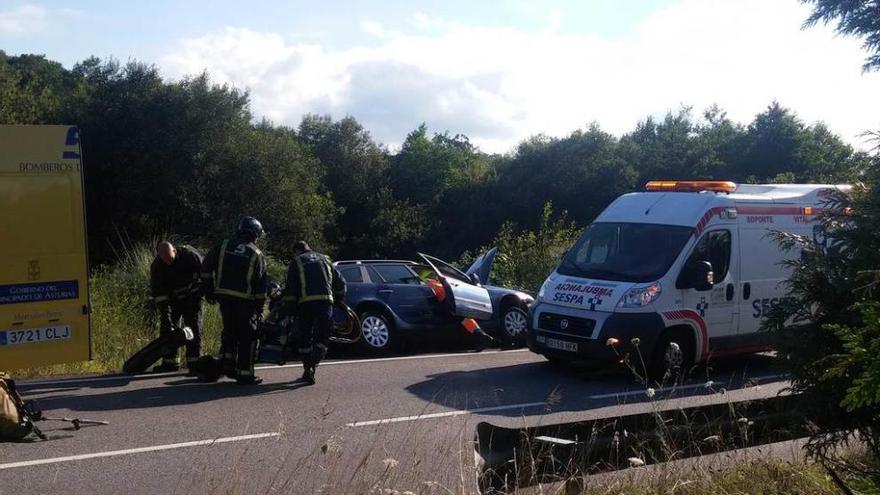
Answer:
[
  {"xmin": 358, "ymin": 311, "xmax": 394, "ymax": 355},
  {"xmin": 499, "ymin": 305, "xmax": 529, "ymax": 348},
  {"xmin": 648, "ymin": 332, "xmax": 694, "ymax": 385}
]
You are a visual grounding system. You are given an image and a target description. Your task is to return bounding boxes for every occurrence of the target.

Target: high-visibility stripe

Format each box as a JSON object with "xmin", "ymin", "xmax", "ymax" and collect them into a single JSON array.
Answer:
[
  {"xmin": 200, "ymin": 273, "xmax": 212, "ymax": 279},
  {"xmin": 215, "ymin": 239, "xmax": 229, "ymax": 292},
  {"xmin": 237, "ymin": 370, "xmax": 253, "ymax": 376},
  {"xmin": 172, "ymin": 285, "xmax": 199, "ymax": 295},
  {"xmin": 214, "ymin": 288, "xmax": 256, "ymax": 300},
  {"xmin": 298, "ymin": 347, "xmax": 313, "ymax": 353},
  {"xmin": 245, "ymin": 250, "xmax": 258, "ymax": 299},
  {"xmin": 299, "ymin": 294, "xmax": 333, "ymax": 303},
  {"xmin": 153, "ymin": 295, "xmax": 170, "ymax": 303},
  {"xmin": 296, "ymin": 256, "xmax": 307, "ymax": 301}
]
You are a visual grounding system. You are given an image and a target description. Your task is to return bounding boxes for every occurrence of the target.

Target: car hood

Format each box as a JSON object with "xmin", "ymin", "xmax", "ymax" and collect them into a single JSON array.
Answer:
[
  {"xmin": 541, "ymin": 272, "xmax": 635, "ymax": 312},
  {"xmin": 465, "ymin": 247, "xmax": 498, "ymax": 286}
]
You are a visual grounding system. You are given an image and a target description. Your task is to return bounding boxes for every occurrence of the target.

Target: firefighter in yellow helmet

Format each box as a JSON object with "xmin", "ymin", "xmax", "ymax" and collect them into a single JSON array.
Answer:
[{"xmin": 201, "ymin": 217, "xmax": 268, "ymax": 385}]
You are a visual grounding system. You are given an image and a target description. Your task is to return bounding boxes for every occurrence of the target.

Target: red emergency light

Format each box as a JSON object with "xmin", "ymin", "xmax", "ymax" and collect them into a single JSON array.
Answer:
[{"xmin": 645, "ymin": 180, "xmax": 737, "ymax": 194}]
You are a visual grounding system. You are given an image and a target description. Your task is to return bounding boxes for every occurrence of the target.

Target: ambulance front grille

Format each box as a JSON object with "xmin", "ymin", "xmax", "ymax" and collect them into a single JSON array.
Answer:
[{"xmin": 538, "ymin": 313, "xmax": 595, "ymax": 335}]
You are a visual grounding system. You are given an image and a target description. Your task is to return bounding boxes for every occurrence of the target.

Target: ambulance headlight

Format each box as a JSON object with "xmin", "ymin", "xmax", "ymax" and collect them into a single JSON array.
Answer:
[{"xmin": 617, "ymin": 283, "xmax": 662, "ymax": 308}]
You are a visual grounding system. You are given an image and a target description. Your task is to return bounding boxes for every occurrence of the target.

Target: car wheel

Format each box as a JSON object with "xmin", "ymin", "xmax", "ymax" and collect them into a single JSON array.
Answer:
[
  {"xmin": 649, "ymin": 332, "xmax": 694, "ymax": 385},
  {"xmin": 359, "ymin": 312, "xmax": 393, "ymax": 354},
  {"xmin": 500, "ymin": 306, "xmax": 528, "ymax": 347}
]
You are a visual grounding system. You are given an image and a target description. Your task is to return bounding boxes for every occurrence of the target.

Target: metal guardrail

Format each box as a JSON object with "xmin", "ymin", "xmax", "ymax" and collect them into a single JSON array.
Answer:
[{"xmin": 474, "ymin": 395, "xmax": 806, "ymax": 494}]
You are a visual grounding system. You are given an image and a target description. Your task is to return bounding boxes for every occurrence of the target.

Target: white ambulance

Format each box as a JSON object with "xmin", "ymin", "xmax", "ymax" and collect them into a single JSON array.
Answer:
[{"xmin": 527, "ymin": 180, "xmax": 850, "ymax": 378}]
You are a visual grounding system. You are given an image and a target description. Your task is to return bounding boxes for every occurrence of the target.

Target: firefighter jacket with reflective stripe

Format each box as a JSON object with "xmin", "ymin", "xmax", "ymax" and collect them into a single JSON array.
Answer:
[
  {"xmin": 150, "ymin": 245, "xmax": 203, "ymax": 304},
  {"xmin": 202, "ymin": 237, "xmax": 267, "ymax": 301},
  {"xmin": 283, "ymin": 251, "xmax": 345, "ymax": 304}
]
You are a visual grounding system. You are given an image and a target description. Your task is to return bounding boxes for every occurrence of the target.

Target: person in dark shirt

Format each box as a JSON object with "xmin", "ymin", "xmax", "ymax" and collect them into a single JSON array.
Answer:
[{"xmin": 149, "ymin": 241, "xmax": 204, "ymax": 373}]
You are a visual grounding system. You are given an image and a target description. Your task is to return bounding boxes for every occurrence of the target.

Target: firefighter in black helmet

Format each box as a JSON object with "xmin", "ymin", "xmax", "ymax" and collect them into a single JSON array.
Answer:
[
  {"xmin": 201, "ymin": 217, "xmax": 268, "ymax": 385},
  {"xmin": 149, "ymin": 241, "xmax": 204, "ymax": 372},
  {"xmin": 283, "ymin": 240, "xmax": 346, "ymax": 385}
]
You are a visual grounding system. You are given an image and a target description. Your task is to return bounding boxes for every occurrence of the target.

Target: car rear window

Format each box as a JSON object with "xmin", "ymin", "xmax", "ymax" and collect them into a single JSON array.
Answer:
[
  {"xmin": 339, "ymin": 266, "xmax": 363, "ymax": 283},
  {"xmin": 370, "ymin": 264, "xmax": 421, "ymax": 285}
]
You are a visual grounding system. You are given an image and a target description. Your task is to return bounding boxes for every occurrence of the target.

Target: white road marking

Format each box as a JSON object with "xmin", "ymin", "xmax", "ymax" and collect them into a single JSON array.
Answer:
[
  {"xmin": 21, "ymin": 349, "xmax": 530, "ymax": 387},
  {"xmin": 0, "ymin": 432, "xmax": 281, "ymax": 471},
  {"xmin": 346, "ymin": 401, "xmax": 547, "ymax": 427},
  {"xmin": 587, "ymin": 374, "xmax": 787, "ymax": 400}
]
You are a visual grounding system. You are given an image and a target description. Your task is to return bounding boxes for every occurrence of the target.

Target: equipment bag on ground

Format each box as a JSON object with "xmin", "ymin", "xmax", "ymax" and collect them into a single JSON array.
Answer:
[
  {"xmin": 122, "ymin": 326, "xmax": 194, "ymax": 374},
  {"xmin": 0, "ymin": 373, "xmax": 41, "ymax": 441}
]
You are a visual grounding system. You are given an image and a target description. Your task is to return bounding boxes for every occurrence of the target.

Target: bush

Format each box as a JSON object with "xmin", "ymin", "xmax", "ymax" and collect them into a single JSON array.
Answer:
[
  {"xmin": 460, "ymin": 202, "xmax": 581, "ymax": 292},
  {"xmin": 766, "ymin": 157, "xmax": 880, "ymax": 483}
]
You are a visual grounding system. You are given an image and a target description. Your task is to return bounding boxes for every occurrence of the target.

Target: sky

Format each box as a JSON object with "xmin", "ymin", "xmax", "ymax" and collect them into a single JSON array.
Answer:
[{"xmin": 2, "ymin": 0, "xmax": 879, "ymax": 152}]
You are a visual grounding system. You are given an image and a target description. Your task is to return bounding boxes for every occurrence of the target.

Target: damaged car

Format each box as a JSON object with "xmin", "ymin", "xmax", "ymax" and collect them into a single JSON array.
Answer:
[{"xmin": 335, "ymin": 248, "xmax": 534, "ymax": 354}]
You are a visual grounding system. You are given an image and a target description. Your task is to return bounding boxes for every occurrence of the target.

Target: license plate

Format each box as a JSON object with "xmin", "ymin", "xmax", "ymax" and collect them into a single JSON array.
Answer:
[
  {"xmin": 0, "ymin": 325, "xmax": 72, "ymax": 346},
  {"xmin": 537, "ymin": 335, "xmax": 578, "ymax": 353}
]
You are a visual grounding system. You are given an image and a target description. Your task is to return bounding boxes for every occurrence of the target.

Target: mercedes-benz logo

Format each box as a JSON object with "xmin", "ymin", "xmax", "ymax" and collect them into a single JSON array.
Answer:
[{"xmin": 560, "ymin": 319, "xmax": 569, "ymax": 330}]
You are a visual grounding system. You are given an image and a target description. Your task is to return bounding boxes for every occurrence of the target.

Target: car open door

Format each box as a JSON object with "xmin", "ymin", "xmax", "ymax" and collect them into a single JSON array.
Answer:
[
  {"xmin": 418, "ymin": 253, "xmax": 493, "ymax": 320},
  {"xmin": 465, "ymin": 247, "xmax": 498, "ymax": 286}
]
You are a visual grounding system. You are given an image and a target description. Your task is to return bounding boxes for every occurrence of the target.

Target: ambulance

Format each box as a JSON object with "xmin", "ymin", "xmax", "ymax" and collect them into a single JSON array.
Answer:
[
  {"xmin": 0, "ymin": 125, "xmax": 91, "ymax": 371},
  {"xmin": 528, "ymin": 180, "xmax": 850, "ymax": 377}
]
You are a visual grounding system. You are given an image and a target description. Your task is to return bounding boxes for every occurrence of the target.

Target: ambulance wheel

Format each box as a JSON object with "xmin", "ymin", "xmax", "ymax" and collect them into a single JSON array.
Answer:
[
  {"xmin": 358, "ymin": 312, "xmax": 393, "ymax": 354},
  {"xmin": 649, "ymin": 331, "xmax": 694, "ymax": 385},
  {"xmin": 499, "ymin": 306, "xmax": 528, "ymax": 348}
]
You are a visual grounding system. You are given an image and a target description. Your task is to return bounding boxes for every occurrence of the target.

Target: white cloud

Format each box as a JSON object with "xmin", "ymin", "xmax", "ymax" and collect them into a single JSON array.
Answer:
[
  {"xmin": 0, "ymin": 4, "xmax": 47, "ymax": 35},
  {"xmin": 161, "ymin": 0, "xmax": 880, "ymax": 152}
]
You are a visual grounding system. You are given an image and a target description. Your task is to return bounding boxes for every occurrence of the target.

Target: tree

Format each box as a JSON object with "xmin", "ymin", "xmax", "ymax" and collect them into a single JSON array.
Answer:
[{"xmin": 803, "ymin": 0, "xmax": 880, "ymax": 71}]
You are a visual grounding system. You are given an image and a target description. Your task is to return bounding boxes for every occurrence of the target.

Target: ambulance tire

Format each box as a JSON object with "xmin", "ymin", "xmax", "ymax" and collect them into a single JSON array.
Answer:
[
  {"xmin": 648, "ymin": 331, "xmax": 694, "ymax": 385},
  {"xmin": 122, "ymin": 334, "xmax": 179, "ymax": 374}
]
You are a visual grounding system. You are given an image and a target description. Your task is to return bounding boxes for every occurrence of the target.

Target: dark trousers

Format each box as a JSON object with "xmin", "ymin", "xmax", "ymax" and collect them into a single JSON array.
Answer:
[
  {"xmin": 160, "ymin": 297, "xmax": 203, "ymax": 363},
  {"xmin": 298, "ymin": 301, "xmax": 333, "ymax": 369},
  {"xmin": 218, "ymin": 296, "xmax": 260, "ymax": 378}
]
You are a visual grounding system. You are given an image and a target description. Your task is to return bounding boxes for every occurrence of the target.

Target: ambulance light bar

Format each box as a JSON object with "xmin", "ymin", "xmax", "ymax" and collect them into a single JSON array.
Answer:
[{"xmin": 645, "ymin": 181, "xmax": 737, "ymax": 193}]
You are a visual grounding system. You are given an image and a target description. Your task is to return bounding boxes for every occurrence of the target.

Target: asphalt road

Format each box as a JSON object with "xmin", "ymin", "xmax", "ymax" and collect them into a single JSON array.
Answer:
[{"xmin": 0, "ymin": 349, "xmax": 788, "ymax": 495}]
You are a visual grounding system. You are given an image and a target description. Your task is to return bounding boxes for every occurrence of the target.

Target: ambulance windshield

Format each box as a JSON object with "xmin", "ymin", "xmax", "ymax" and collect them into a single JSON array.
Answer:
[{"xmin": 559, "ymin": 223, "xmax": 692, "ymax": 283}]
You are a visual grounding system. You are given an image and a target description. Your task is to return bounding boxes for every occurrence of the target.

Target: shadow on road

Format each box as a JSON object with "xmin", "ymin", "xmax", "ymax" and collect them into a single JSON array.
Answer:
[
  {"xmin": 30, "ymin": 378, "xmax": 314, "ymax": 413},
  {"xmin": 405, "ymin": 353, "xmax": 785, "ymax": 417}
]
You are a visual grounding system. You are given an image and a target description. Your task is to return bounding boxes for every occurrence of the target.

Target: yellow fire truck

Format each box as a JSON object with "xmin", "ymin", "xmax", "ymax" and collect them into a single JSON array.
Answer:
[{"xmin": 0, "ymin": 125, "xmax": 91, "ymax": 370}]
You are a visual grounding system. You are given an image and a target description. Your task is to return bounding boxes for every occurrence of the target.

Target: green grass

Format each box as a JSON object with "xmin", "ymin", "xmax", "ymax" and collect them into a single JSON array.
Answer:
[
  {"xmin": 14, "ymin": 243, "xmax": 223, "ymax": 378},
  {"xmin": 571, "ymin": 460, "xmax": 860, "ymax": 495}
]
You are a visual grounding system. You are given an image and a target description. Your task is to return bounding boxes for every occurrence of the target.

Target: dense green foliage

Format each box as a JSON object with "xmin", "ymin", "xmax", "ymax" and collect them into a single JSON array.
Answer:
[
  {"xmin": 803, "ymin": 0, "xmax": 880, "ymax": 71},
  {"xmin": 0, "ymin": 51, "xmax": 869, "ymax": 268},
  {"xmin": 766, "ymin": 154, "xmax": 880, "ymax": 479}
]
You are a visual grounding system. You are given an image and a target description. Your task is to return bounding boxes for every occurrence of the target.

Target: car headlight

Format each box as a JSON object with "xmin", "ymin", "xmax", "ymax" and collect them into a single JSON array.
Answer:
[
  {"xmin": 617, "ymin": 283, "xmax": 662, "ymax": 308},
  {"xmin": 537, "ymin": 278, "xmax": 551, "ymax": 301}
]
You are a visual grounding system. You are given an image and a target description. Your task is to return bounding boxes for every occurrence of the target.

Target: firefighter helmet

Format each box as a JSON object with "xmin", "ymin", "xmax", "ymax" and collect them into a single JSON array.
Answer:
[{"xmin": 237, "ymin": 216, "xmax": 264, "ymax": 239}]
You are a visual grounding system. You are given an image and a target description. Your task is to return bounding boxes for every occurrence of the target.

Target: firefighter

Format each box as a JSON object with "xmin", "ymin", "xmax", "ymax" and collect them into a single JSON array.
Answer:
[
  {"xmin": 283, "ymin": 241, "xmax": 346, "ymax": 385},
  {"xmin": 201, "ymin": 217, "xmax": 268, "ymax": 385},
  {"xmin": 149, "ymin": 241, "xmax": 204, "ymax": 373}
]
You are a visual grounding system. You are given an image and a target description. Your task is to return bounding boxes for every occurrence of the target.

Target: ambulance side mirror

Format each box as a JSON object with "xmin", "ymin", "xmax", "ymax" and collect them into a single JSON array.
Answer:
[
  {"xmin": 691, "ymin": 261, "xmax": 714, "ymax": 291},
  {"xmin": 681, "ymin": 261, "xmax": 714, "ymax": 291}
]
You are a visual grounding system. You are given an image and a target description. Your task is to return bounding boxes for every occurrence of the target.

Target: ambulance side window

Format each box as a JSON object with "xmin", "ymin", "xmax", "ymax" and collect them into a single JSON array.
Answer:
[{"xmin": 686, "ymin": 230, "xmax": 732, "ymax": 281}]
